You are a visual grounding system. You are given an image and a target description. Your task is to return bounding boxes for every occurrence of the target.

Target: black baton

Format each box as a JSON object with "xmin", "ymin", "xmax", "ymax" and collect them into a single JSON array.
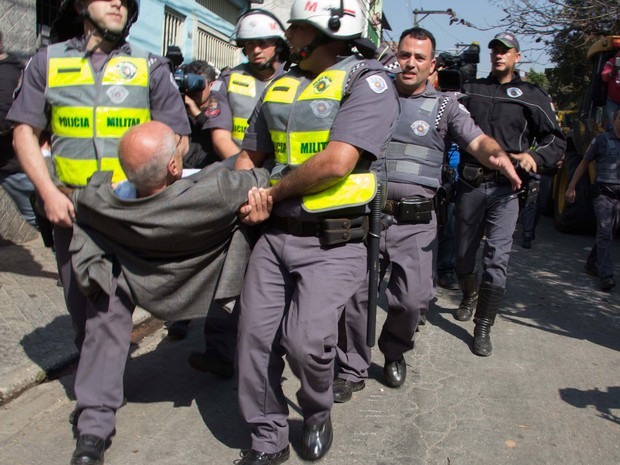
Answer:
[{"xmin": 366, "ymin": 191, "xmax": 382, "ymax": 347}]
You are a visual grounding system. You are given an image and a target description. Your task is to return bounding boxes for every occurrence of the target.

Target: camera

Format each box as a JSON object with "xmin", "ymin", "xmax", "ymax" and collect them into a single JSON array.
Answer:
[
  {"xmin": 437, "ymin": 43, "xmax": 480, "ymax": 91},
  {"xmin": 165, "ymin": 45, "xmax": 206, "ymax": 95}
]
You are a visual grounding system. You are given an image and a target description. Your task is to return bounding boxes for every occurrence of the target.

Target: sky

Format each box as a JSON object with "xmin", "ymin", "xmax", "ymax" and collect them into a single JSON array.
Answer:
[{"xmin": 382, "ymin": 0, "xmax": 553, "ymax": 75}]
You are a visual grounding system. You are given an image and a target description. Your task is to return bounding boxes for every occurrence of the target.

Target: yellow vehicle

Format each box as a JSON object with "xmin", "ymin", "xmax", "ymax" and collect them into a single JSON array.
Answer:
[{"xmin": 552, "ymin": 35, "xmax": 620, "ymax": 233}]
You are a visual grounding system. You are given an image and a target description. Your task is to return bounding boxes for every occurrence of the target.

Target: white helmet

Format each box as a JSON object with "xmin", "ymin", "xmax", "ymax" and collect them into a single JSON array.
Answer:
[
  {"xmin": 288, "ymin": 0, "xmax": 365, "ymax": 40},
  {"xmin": 234, "ymin": 9, "xmax": 286, "ymax": 46}
]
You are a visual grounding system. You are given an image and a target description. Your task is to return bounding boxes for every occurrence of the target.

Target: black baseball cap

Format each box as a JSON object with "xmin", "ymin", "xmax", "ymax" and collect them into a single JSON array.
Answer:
[{"xmin": 488, "ymin": 32, "xmax": 520, "ymax": 52}]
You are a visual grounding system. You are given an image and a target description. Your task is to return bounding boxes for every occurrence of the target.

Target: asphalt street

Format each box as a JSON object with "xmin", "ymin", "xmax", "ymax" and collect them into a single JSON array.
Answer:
[{"xmin": 0, "ymin": 216, "xmax": 619, "ymax": 465}]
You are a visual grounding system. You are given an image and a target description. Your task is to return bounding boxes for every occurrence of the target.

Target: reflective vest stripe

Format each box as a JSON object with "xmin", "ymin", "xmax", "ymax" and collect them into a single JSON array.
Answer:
[
  {"xmin": 96, "ymin": 107, "xmax": 151, "ymax": 138},
  {"xmin": 297, "ymin": 69, "xmax": 346, "ymax": 102},
  {"xmin": 227, "ymin": 68, "xmax": 268, "ymax": 146},
  {"xmin": 231, "ymin": 116, "xmax": 249, "ymax": 144},
  {"xmin": 49, "ymin": 57, "xmax": 96, "ymax": 87},
  {"xmin": 288, "ymin": 130, "xmax": 330, "ymax": 164},
  {"xmin": 302, "ymin": 173, "xmax": 377, "ymax": 213},
  {"xmin": 51, "ymin": 106, "xmax": 94, "ymax": 138},
  {"xmin": 264, "ymin": 77, "xmax": 301, "ymax": 104},
  {"xmin": 101, "ymin": 57, "xmax": 149, "ymax": 86},
  {"xmin": 54, "ymin": 156, "xmax": 126, "ymax": 185},
  {"xmin": 228, "ymin": 72, "xmax": 256, "ymax": 97},
  {"xmin": 51, "ymin": 107, "xmax": 150, "ymax": 138}
]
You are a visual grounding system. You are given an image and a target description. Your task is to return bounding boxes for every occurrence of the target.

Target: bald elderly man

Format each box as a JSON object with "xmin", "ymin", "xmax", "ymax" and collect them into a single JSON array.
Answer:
[{"xmin": 68, "ymin": 121, "xmax": 270, "ymax": 463}]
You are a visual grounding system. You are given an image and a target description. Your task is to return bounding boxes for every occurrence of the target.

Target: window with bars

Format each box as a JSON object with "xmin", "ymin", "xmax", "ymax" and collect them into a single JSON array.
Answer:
[
  {"xmin": 162, "ymin": 8, "xmax": 186, "ymax": 56},
  {"xmin": 194, "ymin": 23, "xmax": 239, "ymax": 71}
]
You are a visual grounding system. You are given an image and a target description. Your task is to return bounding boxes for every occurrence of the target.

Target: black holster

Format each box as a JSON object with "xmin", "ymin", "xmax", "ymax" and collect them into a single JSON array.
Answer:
[
  {"xmin": 518, "ymin": 172, "xmax": 540, "ymax": 209},
  {"xmin": 384, "ymin": 196, "xmax": 433, "ymax": 224},
  {"xmin": 434, "ymin": 183, "xmax": 454, "ymax": 226},
  {"xmin": 460, "ymin": 164, "xmax": 484, "ymax": 188}
]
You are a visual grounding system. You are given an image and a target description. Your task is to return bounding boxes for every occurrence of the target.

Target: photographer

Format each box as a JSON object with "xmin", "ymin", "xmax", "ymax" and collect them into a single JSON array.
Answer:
[
  {"xmin": 182, "ymin": 60, "xmax": 218, "ymax": 169},
  {"xmin": 602, "ymin": 51, "xmax": 620, "ymax": 130}
]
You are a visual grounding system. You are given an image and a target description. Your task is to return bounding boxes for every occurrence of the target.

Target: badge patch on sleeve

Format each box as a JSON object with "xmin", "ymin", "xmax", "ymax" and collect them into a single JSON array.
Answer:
[
  {"xmin": 506, "ymin": 87, "xmax": 523, "ymax": 98},
  {"xmin": 205, "ymin": 97, "xmax": 220, "ymax": 117},
  {"xmin": 366, "ymin": 75, "xmax": 388, "ymax": 93}
]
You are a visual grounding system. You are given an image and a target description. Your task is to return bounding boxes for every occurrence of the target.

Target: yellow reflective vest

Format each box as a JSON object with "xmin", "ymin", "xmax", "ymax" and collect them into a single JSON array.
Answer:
[
  {"xmin": 46, "ymin": 42, "xmax": 151, "ymax": 186},
  {"xmin": 262, "ymin": 55, "xmax": 376, "ymax": 213},
  {"xmin": 227, "ymin": 66, "xmax": 269, "ymax": 147}
]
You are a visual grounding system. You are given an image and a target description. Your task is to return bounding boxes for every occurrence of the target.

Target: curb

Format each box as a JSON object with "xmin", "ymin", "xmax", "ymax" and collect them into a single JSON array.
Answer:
[{"xmin": 0, "ymin": 308, "xmax": 152, "ymax": 405}]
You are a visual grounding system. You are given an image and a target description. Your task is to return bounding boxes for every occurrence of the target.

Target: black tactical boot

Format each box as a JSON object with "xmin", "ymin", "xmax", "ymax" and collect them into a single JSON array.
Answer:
[
  {"xmin": 472, "ymin": 282, "xmax": 504, "ymax": 357},
  {"xmin": 454, "ymin": 272, "xmax": 478, "ymax": 321}
]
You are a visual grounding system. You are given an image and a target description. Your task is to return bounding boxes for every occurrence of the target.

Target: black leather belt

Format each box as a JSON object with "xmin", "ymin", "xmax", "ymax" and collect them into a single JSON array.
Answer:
[
  {"xmin": 271, "ymin": 216, "xmax": 321, "ymax": 236},
  {"xmin": 481, "ymin": 170, "xmax": 510, "ymax": 184},
  {"xmin": 600, "ymin": 188, "xmax": 620, "ymax": 200}
]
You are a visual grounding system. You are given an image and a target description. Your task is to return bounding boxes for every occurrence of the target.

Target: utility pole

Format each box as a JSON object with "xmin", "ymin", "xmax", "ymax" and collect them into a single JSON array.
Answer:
[{"xmin": 412, "ymin": 8, "xmax": 455, "ymax": 26}]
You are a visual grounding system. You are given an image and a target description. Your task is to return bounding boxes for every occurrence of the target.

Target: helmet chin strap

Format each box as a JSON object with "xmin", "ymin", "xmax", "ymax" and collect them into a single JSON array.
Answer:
[
  {"xmin": 85, "ymin": 16, "xmax": 124, "ymax": 44},
  {"xmin": 288, "ymin": 33, "xmax": 332, "ymax": 64},
  {"xmin": 249, "ymin": 54, "xmax": 277, "ymax": 72}
]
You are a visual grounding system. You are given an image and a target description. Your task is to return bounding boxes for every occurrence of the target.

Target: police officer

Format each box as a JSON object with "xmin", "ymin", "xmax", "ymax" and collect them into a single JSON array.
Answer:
[
  {"xmin": 566, "ymin": 109, "xmax": 620, "ymax": 292},
  {"xmin": 454, "ymin": 32, "xmax": 565, "ymax": 356},
  {"xmin": 8, "ymin": 1, "xmax": 189, "ymax": 463},
  {"xmin": 205, "ymin": 9, "xmax": 288, "ymax": 159},
  {"xmin": 333, "ymin": 27, "xmax": 521, "ymax": 400},
  {"xmin": 233, "ymin": 0, "xmax": 399, "ymax": 463}
]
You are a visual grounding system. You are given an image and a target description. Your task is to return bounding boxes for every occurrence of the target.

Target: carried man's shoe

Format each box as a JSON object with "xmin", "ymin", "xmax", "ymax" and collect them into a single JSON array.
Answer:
[
  {"xmin": 300, "ymin": 414, "xmax": 333, "ymax": 461},
  {"xmin": 70, "ymin": 435, "xmax": 106, "ymax": 465},
  {"xmin": 333, "ymin": 378, "xmax": 365, "ymax": 403},
  {"xmin": 383, "ymin": 357, "xmax": 407, "ymax": 388},
  {"xmin": 600, "ymin": 276, "xmax": 616, "ymax": 291},
  {"xmin": 236, "ymin": 446, "xmax": 290, "ymax": 465}
]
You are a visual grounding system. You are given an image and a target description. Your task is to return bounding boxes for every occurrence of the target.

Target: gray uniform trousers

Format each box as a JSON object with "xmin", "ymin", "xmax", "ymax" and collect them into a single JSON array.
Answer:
[
  {"xmin": 455, "ymin": 180, "xmax": 519, "ymax": 287},
  {"xmin": 586, "ymin": 187, "xmax": 620, "ymax": 278},
  {"xmin": 55, "ymin": 226, "xmax": 134, "ymax": 440},
  {"xmin": 377, "ymin": 216, "xmax": 438, "ymax": 362},
  {"xmin": 337, "ymin": 184, "xmax": 438, "ymax": 380},
  {"xmin": 237, "ymin": 228, "xmax": 367, "ymax": 454}
]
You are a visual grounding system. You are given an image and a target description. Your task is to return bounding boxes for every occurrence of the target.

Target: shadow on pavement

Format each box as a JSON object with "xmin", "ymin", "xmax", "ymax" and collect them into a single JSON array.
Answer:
[
  {"xmin": 19, "ymin": 314, "xmax": 77, "ymax": 380},
  {"xmin": 559, "ymin": 386, "xmax": 620, "ymax": 425},
  {"xmin": 0, "ymin": 239, "xmax": 58, "ymax": 280}
]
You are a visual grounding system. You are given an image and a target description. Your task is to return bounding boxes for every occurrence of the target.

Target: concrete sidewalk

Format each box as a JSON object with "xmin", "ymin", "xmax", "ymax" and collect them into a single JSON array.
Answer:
[
  {"xmin": 0, "ymin": 236, "xmax": 149, "ymax": 404},
  {"xmin": 1, "ymin": 217, "xmax": 619, "ymax": 465}
]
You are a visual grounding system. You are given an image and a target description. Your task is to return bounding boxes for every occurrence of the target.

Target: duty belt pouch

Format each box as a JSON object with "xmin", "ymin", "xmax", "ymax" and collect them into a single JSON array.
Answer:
[
  {"xmin": 524, "ymin": 177, "xmax": 540, "ymax": 207},
  {"xmin": 434, "ymin": 187, "xmax": 449, "ymax": 227},
  {"xmin": 320, "ymin": 216, "xmax": 368, "ymax": 247},
  {"xmin": 461, "ymin": 165, "xmax": 484, "ymax": 188},
  {"xmin": 398, "ymin": 197, "xmax": 433, "ymax": 224}
]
